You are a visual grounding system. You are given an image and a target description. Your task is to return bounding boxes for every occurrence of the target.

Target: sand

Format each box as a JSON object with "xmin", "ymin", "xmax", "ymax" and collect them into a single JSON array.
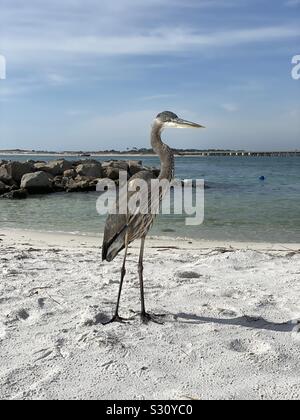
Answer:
[{"xmin": 0, "ymin": 228, "xmax": 300, "ymax": 400}]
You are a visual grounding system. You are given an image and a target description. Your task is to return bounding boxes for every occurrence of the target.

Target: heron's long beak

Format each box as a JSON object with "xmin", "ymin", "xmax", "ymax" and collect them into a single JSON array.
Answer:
[{"xmin": 174, "ymin": 118, "xmax": 205, "ymax": 129}]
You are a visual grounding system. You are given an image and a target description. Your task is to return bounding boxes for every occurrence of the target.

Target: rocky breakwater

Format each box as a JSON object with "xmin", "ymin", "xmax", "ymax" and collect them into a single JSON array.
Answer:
[{"xmin": 0, "ymin": 159, "xmax": 160, "ymax": 199}]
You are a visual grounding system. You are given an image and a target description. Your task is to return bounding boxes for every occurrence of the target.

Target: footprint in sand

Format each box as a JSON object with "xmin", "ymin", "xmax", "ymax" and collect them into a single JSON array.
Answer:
[
  {"xmin": 291, "ymin": 320, "xmax": 300, "ymax": 341},
  {"xmin": 0, "ymin": 323, "xmax": 6, "ymax": 340},
  {"xmin": 255, "ymin": 295, "xmax": 276, "ymax": 308},
  {"xmin": 218, "ymin": 308, "xmax": 237, "ymax": 317},
  {"xmin": 1, "ymin": 366, "xmax": 62, "ymax": 400},
  {"xmin": 101, "ymin": 361, "xmax": 130, "ymax": 381},
  {"xmin": 38, "ymin": 298, "xmax": 46, "ymax": 309},
  {"xmin": 2, "ymin": 268, "xmax": 19, "ymax": 276},
  {"xmin": 176, "ymin": 270, "xmax": 202, "ymax": 279},
  {"xmin": 6, "ymin": 309, "xmax": 30, "ymax": 324},
  {"xmin": 80, "ymin": 306, "xmax": 109, "ymax": 327},
  {"xmin": 228, "ymin": 338, "xmax": 272, "ymax": 355},
  {"xmin": 220, "ymin": 288, "xmax": 240, "ymax": 299}
]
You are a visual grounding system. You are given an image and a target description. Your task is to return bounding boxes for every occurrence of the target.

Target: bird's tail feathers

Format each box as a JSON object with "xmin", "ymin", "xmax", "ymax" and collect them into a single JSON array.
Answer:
[{"xmin": 102, "ymin": 225, "xmax": 128, "ymax": 262}]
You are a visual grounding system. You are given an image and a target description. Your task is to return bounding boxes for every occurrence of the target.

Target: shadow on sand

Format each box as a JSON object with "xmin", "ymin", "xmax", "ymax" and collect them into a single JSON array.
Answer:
[
  {"xmin": 95, "ymin": 310, "xmax": 300, "ymax": 333},
  {"xmin": 174, "ymin": 313, "xmax": 300, "ymax": 333}
]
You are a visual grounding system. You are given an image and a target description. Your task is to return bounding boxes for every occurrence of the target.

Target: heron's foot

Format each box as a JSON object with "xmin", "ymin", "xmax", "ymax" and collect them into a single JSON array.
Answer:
[
  {"xmin": 140, "ymin": 312, "xmax": 165, "ymax": 325},
  {"xmin": 129, "ymin": 310, "xmax": 167, "ymax": 324},
  {"xmin": 102, "ymin": 314, "xmax": 132, "ymax": 325}
]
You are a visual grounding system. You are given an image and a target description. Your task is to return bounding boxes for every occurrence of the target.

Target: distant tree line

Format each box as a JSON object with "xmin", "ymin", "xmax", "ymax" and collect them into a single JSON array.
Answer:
[{"xmin": 0, "ymin": 148, "xmax": 245, "ymax": 155}]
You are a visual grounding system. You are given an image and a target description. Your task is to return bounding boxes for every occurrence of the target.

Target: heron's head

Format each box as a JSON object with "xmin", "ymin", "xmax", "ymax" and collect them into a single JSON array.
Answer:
[{"xmin": 155, "ymin": 111, "xmax": 205, "ymax": 130}]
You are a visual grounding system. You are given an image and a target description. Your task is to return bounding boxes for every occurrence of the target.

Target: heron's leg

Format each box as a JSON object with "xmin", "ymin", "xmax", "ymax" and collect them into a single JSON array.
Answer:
[
  {"xmin": 138, "ymin": 237, "xmax": 164, "ymax": 325},
  {"xmin": 138, "ymin": 237, "xmax": 146, "ymax": 315},
  {"xmin": 104, "ymin": 241, "xmax": 129, "ymax": 325}
]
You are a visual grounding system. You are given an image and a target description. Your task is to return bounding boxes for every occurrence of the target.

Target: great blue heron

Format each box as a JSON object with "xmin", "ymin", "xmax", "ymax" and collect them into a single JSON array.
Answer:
[{"xmin": 102, "ymin": 111, "xmax": 204, "ymax": 324}]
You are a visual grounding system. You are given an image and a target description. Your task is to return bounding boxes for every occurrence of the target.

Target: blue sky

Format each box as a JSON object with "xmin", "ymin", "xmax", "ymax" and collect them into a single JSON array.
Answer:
[{"xmin": 0, "ymin": 0, "xmax": 299, "ymax": 151}]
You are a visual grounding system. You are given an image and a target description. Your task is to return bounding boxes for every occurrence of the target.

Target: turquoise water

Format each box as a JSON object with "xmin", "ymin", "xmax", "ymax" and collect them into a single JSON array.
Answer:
[{"xmin": 0, "ymin": 154, "xmax": 300, "ymax": 243}]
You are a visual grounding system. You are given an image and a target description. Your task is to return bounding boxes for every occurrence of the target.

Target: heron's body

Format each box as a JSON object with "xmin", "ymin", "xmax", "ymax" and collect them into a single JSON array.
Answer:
[
  {"xmin": 102, "ymin": 171, "xmax": 157, "ymax": 262},
  {"xmin": 102, "ymin": 111, "xmax": 204, "ymax": 324}
]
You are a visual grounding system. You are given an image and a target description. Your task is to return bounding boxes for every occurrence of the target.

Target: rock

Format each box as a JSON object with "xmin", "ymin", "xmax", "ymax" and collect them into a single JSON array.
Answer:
[
  {"xmin": 102, "ymin": 166, "xmax": 122, "ymax": 181},
  {"xmin": 0, "ymin": 167, "xmax": 13, "ymax": 184},
  {"xmin": 27, "ymin": 159, "xmax": 41, "ymax": 164},
  {"xmin": 0, "ymin": 161, "xmax": 34, "ymax": 183},
  {"xmin": 0, "ymin": 159, "xmax": 161, "ymax": 197},
  {"xmin": 66, "ymin": 178, "xmax": 96, "ymax": 192},
  {"xmin": 53, "ymin": 176, "xmax": 69, "ymax": 192},
  {"xmin": 76, "ymin": 162, "xmax": 102, "ymax": 178},
  {"xmin": 34, "ymin": 160, "xmax": 73, "ymax": 176},
  {"xmin": 33, "ymin": 160, "xmax": 46, "ymax": 165},
  {"xmin": 0, "ymin": 166, "xmax": 15, "ymax": 184},
  {"xmin": 102, "ymin": 160, "xmax": 129, "ymax": 170},
  {"xmin": 34, "ymin": 162, "xmax": 48, "ymax": 171},
  {"xmin": 127, "ymin": 160, "xmax": 144, "ymax": 176},
  {"xmin": 0, "ymin": 164, "xmax": 16, "ymax": 185},
  {"xmin": 102, "ymin": 161, "xmax": 129, "ymax": 180},
  {"xmin": 20, "ymin": 171, "xmax": 53, "ymax": 194},
  {"xmin": 71, "ymin": 160, "xmax": 84, "ymax": 167},
  {"xmin": 0, "ymin": 181, "xmax": 10, "ymax": 195},
  {"xmin": 151, "ymin": 167, "xmax": 160, "ymax": 178},
  {"xmin": 140, "ymin": 166, "xmax": 160, "ymax": 178},
  {"xmin": 74, "ymin": 175, "xmax": 98, "ymax": 183},
  {"xmin": 63, "ymin": 169, "xmax": 76, "ymax": 178},
  {"xmin": 88, "ymin": 178, "xmax": 100, "ymax": 188},
  {"xmin": 82, "ymin": 159, "xmax": 102, "ymax": 165},
  {"xmin": 112, "ymin": 161, "xmax": 129, "ymax": 171},
  {"xmin": 74, "ymin": 175, "xmax": 88, "ymax": 182},
  {"xmin": 0, "ymin": 189, "xmax": 28, "ymax": 199}
]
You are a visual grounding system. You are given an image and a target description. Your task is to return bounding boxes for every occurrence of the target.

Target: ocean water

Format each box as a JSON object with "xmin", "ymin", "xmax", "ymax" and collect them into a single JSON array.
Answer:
[{"xmin": 0, "ymin": 154, "xmax": 299, "ymax": 243}]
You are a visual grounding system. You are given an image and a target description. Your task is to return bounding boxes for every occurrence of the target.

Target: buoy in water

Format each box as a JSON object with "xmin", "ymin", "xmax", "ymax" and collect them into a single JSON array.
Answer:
[{"xmin": 259, "ymin": 176, "xmax": 266, "ymax": 181}]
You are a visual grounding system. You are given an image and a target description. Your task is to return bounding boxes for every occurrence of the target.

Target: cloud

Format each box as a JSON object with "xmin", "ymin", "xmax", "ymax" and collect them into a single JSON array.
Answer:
[
  {"xmin": 288, "ymin": 108, "xmax": 300, "ymax": 119},
  {"xmin": 0, "ymin": 76, "xmax": 40, "ymax": 99},
  {"xmin": 221, "ymin": 103, "xmax": 239, "ymax": 112},
  {"xmin": 4, "ymin": 26, "xmax": 300, "ymax": 60},
  {"xmin": 66, "ymin": 109, "xmax": 91, "ymax": 117},
  {"xmin": 2, "ymin": 0, "xmax": 300, "ymax": 63},
  {"xmin": 47, "ymin": 107, "xmax": 300, "ymax": 151},
  {"xmin": 0, "ymin": 86, "xmax": 26, "ymax": 100},
  {"xmin": 46, "ymin": 73, "xmax": 69, "ymax": 86},
  {"xmin": 2, "ymin": 0, "xmax": 299, "ymax": 87},
  {"xmin": 1, "ymin": 0, "xmax": 299, "ymax": 150},
  {"xmin": 285, "ymin": 0, "xmax": 300, "ymax": 6},
  {"xmin": 0, "ymin": 72, "xmax": 72, "ymax": 99},
  {"xmin": 227, "ymin": 81, "xmax": 264, "ymax": 93},
  {"xmin": 0, "ymin": 0, "xmax": 241, "ymax": 48},
  {"xmin": 141, "ymin": 94, "xmax": 176, "ymax": 101}
]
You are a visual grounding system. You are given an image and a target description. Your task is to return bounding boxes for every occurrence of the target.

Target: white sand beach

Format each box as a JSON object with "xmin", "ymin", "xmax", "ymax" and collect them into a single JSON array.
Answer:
[{"xmin": 0, "ymin": 229, "xmax": 300, "ymax": 400}]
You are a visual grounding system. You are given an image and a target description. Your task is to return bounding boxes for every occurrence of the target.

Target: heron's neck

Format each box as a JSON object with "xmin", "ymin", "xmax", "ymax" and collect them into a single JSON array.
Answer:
[{"xmin": 151, "ymin": 122, "xmax": 174, "ymax": 181}]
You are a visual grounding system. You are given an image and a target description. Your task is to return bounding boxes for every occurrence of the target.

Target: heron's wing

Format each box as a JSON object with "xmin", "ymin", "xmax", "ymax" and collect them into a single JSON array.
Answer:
[{"xmin": 102, "ymin": 171, "xmax": 156, "ymax": 262}]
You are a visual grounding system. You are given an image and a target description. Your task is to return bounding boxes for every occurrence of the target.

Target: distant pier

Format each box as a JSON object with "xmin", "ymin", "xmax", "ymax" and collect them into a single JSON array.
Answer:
[
  {"xmin": 176, "ymin": 151, "xmax": 300, "ymax": 157},
  {"xmin": 1, "ymin": 150, "xmax": 299, "ymax": 158}
]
